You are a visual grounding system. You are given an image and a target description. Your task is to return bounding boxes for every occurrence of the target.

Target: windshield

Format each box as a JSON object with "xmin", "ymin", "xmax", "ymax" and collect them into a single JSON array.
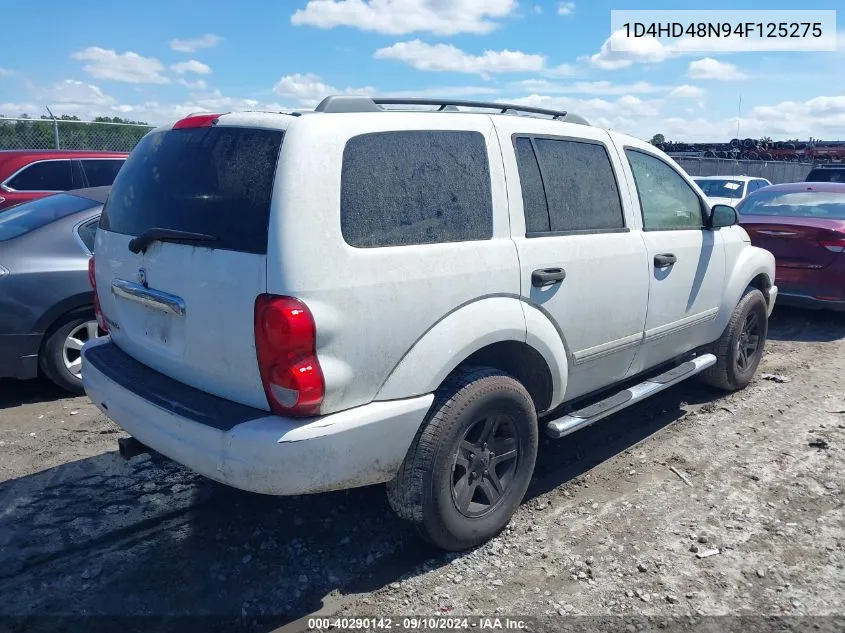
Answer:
[
  {"xmin": 694, "ymin": 179, "xmax": 745, "ymax": 199},
  {"xmin": 0, "ymin": 193, "xmax": 95, "ymax": 241},
  {"xmin": 738, "ymin": 190, "xmax": 845, "ymax": 219},
  {"xmin": 100, "ymin": 127, "xmax": 284, "ymax": 255},
  {"xmin": 805, "ymin": 169, "xmax": 845, "ymax": 183}
]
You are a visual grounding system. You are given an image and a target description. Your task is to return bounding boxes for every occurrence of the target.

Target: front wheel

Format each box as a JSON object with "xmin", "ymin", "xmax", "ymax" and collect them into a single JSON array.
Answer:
[
  {"xmin": 387, "ymin": 367, "xmax": 538, "ymax": 551},
  {"xmin": 700, "ymin": 288, "xmax": 768, "ymax": 391}
]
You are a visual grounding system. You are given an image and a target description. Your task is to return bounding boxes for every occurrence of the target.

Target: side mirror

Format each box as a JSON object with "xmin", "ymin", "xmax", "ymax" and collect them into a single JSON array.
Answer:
[{"xmin": 709, "ymin": 204, "xmax": 738, "ymax": 229}]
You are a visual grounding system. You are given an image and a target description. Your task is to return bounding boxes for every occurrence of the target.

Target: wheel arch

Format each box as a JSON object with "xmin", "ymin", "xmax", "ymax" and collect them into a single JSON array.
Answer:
[{"xmin": 375, "ymin": 296, "xmax": 568, "ymax": 414}]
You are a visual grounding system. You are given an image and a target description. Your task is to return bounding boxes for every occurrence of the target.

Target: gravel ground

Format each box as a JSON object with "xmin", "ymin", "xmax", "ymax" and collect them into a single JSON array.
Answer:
[{"xmin": 0, "ymin": 307, "xmax": 843, "ymax": 633}]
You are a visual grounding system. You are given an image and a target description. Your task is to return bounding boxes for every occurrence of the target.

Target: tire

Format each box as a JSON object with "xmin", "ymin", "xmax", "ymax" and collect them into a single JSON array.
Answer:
[
  {"xmin": 40, "ymin": 312, "xmax": 101, "ymax": 394},
  {"xmin": 700, "ymin": 288, "xmax": 768, "ymax": 392},
  {"xmin": 387, "ymin": 367, "xmax": 538, "ymax": 551}
]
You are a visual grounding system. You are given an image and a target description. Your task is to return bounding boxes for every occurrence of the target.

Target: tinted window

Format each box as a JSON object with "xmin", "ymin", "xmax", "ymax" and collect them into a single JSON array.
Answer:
[
  {"xmin": 77, "ymin": 217, "xmax": 99, "ymax": 251},
  {"xmin": 806, "ymin": 169, "xmax": 845, "ymax": 183},
  {"xmin": 7, "ymin": 160, "xmax": 72, "ymax": 191},
  {"xmin": 100, "ymin": 127, "xmax": 283, "ymax": 254},
  {"xmin": 694, "ymin": 179, "xmax": 745, "ymax": 199},
  {"xmin": 341, "ymin": 131, "xmax": 493, "ymax": 248},
  {"xmin": 0, "ymin": 193, "xmax": 94, "ymax": 241},
  {"xmin": 82, "ymin": 159, "xmax": 124, "ymax": 186},
  {"xmin": 626, "ymin": 150, "xmax": 703, "ymax": 230},
  {"xmin": 531, "ymin": 138, "xmax": 624, "ymax": 232},
  {"xmin": 514, "ymin": 137, "xmax": 550, "ymax": 233},
  {"xmin": 738, "ymin": 190, "xmax": 845, "ymax": 219}
]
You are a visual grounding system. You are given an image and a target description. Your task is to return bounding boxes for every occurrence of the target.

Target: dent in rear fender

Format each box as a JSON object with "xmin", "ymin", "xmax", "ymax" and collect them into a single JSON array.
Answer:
[
  {"xmin": 375, "ymin": 296, "xmax": 529, "ymax": 401},
  {"xmin": 717, "ymin": 245, "xmax": 776, "ymax": 332}
]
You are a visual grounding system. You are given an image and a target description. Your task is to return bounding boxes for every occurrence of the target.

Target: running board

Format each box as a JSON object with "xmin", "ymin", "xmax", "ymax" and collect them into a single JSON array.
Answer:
[{"xmin": 545, "ymin": 354, "xmax": 717, "ymax": 439}]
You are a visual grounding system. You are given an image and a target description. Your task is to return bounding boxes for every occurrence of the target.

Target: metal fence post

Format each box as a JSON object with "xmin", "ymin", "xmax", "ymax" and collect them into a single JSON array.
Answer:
[{"xmin": 45, "ymin": 106, "xmax": 60, "ymax": 149}]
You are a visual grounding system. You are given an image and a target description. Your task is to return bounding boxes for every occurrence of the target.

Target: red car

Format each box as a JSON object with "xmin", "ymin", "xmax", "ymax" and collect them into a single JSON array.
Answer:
[
  {"xmin": 738, "ymin": 182, "xmax": 845, "ymax": 311},
  {"xmin": 0, "ymin": 150, "xmax": 127, "ymax": 211}
]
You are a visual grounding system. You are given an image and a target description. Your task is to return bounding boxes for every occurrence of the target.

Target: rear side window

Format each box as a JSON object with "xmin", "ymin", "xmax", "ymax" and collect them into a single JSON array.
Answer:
[
  {"xmin": 806, "ymin": 169, "xmax": 845, "ymax": 183},
  {"xmin": 514, "ymin": 136, "xmax": 625, "ymax": 235},
  {"xmin": 0, "ymin": 193, "xmax": 93, "ymax": 241},
  {"xmin": 82, "ymin": 159, "xmax": 124, "ymax": 187},
  {"xmin": 6, "ymin": 160, "xmax": 72, "ymax": 191},
  {"xmin": 77, "ymin": 217, "xmax": 99, "ymax": 252},
  {"xmin": 341, "ymin": 131, "xmax": 493, "ymax": 248},
  {"xmin": 100, "ymin": 127, "xmax": 283, "ymax": 254}
]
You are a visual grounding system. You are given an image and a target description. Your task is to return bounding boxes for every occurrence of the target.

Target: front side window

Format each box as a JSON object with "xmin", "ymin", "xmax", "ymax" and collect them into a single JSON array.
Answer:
[
  {"xmin": 341, "ymin": 131, "xmax": 493, "ymax": 248},
  {"xmin": 627, "ymin": 150, "xmax": 703, "ymax": 230},
  {"xmin": 6, "ymin": 160, "xmax": 73, "ymax": 191}
]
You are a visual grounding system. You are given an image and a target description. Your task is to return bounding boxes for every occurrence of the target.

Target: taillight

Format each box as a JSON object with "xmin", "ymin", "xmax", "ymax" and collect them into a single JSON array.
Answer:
[
  {"xmin": 819, "ymin": 233, "xmax": 845, "ymax": 253},
  {"xmin": 254, "ymin": 295, "xmax": 324, "ymax": 417},
  {"xmin": 172, "ymin": 113, "xmax": 224, "ymax": 129},
  {"xmin": 88, "ymin": 257, "xmax": 108, "ymax": 332}
]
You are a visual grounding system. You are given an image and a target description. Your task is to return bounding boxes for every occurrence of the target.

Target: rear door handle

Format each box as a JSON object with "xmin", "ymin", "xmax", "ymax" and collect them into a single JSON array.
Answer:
[
  {"xmin": 532, "ymin": 267, "xmax": 566, "ymax": 287},
  {"xmin": 654, "ymin": 253, "xmax": 677, "ymax": 268}
]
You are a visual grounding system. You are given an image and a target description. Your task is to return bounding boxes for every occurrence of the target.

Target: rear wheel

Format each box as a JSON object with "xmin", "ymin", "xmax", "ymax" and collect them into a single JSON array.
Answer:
[
  {"xmin": 700, "ymin": 288, "xmax": 768, "ymax": 391},
  {"xmin": 40, "ymin": 313, "xmax": 103, "ymax": 394},
  {"xmin": 387, "ymin": 367, "xmax": 538, "ymax": 551}
]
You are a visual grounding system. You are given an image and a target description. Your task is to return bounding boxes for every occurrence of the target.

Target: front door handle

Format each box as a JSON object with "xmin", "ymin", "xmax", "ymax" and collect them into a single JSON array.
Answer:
[
  {"xmin": 654, "ymin": 253, "xmax": 677, "ymax": 268},
  {"xmin": 532, "ymin": 267, "xmax": 566, "ymax": 287}
]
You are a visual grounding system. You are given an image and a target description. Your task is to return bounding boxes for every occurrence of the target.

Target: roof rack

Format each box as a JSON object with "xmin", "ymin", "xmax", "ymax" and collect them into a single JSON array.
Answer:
[{"xmin": 314, "ymin": 96, "xmax": 590, "ymax": 126}]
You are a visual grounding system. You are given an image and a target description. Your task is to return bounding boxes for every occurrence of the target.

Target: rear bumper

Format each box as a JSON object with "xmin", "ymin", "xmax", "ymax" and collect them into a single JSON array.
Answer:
[
  {"xmin": 0, "ymin": 333, "xmax": 41, "ymax": 379},
  {"xmin": 81, "ymin": 338, "xmax": 433, "ymax": 495}
]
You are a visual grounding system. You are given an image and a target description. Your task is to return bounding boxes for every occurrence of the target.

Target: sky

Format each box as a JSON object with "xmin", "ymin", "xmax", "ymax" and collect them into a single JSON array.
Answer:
[{"xmin": 0, "ymin": 0, "xmax": 843, "ymax": 142}]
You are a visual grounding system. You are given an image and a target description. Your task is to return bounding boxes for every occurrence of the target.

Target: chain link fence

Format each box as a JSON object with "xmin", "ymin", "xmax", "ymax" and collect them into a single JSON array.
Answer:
[
  {"xmin": 0, "ymin": 117, "xmax": 154, "ymax": 152},
  {"xmin": 671, "ymin": 156, "xmax": 814, "ymax": 184}
]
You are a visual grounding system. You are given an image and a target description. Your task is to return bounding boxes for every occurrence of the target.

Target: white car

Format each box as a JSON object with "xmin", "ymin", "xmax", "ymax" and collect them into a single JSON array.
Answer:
[
  {"xmin": 694, "ymin": 175, "xmax": 772, "ymax": 207},
  {"xmin": 82, "ymin": 97, "xmax": 777, "ymax": 551}
]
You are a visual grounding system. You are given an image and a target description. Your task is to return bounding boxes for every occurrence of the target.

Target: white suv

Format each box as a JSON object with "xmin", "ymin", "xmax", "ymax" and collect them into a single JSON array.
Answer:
[{"xmin": 82, "ymin": 97, "xmax": 777, "ymax": 551}]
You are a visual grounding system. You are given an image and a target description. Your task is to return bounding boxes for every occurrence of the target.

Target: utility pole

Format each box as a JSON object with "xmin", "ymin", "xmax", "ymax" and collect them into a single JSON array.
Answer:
[
  {"xmin": 45, "ymin": 106, "xmax": 60, "ymax": 149},
  {"xmin": 736, "ymin": 95, "xmax": 742, "ymax": 141}
]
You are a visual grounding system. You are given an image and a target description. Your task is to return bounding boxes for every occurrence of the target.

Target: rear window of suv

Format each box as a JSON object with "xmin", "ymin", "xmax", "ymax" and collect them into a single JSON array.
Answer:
[
  {"xmin": 100, "ymin": 127, "xmax": 283, "ymax": 254},
  {"xmin": 805, "ymin": 168, "xmax": 845, "ymax": 183}
]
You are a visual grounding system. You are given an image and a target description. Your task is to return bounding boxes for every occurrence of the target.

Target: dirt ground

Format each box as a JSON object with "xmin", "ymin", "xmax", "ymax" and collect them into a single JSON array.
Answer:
[{"xmin": 0, "ymin": 306, "xmax": 843, "ymax": 633}]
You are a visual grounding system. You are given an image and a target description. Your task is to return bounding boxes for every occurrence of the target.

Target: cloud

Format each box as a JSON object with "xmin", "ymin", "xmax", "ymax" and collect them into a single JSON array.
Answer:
[
  {"xmin": 374, "ymin": 40, "xmax": 545, "ymax": 75},
  {"xmin": 39, "ymin": 79, "xmax": 116, "ymax": 106},
  {"xmin": 291, "ymin": 0, "xmax": 518, "ymax": 36},
  {"xmin": 72, "ymin": 47, "xmax": 169, "ymax": 84},
  {"xmin": 177, "ymin": 78, "xmax": 208, "ymax": 90},
  {"xmin": 512, "ymin": 80, "xmax": 664, "ymax": 96},
  {"xmin": 557, "ymin": 2, "xmax": 575, "ymax": 16},
  {"xmin": 272, "ymin": 73, "xmax": 375, "ymax": 106},
  {"xmin": 169, "ymin": 34, "xmax": 223, "ymax": 53},
  {"xmin": 668, "ymin": 85, "xmax": 705, "ymax": 99},
  {"xmin": 0, "ymin": 68, "xmax": 16, "ymax": 78},
  {"xmin": 506, "ymin": 93, "xmax": 664, "ymax": 120},
  {"xmin": 585, "ymin": 29, "xmax": 676, "ymax": 70},
  {"xmin": 688, "ymin": 58, "xmax": 748, "ymax": 80},
  {"xmin": 533, "ymin": 5, "xmax": 542, "ymax": 14},
  {"xmin": 170, "ymin": 60, "xmax": 212, "ymax": 75}
]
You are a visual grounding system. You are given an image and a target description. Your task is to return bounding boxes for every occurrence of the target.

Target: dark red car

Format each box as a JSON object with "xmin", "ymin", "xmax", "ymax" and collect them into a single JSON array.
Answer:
[
  {"xmin": 738, "ymin": 182, "xmax": 845, "ymax": 311},
  {"xmin": 0, "ymin": 150, "xmax": 127, "ymax": 211}
]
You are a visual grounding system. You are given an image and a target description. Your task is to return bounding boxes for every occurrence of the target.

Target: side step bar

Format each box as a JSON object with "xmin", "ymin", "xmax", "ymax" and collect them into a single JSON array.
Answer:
[{"xmin": 545, "ymin": 354, "xmax": 716, "ymax": 439}]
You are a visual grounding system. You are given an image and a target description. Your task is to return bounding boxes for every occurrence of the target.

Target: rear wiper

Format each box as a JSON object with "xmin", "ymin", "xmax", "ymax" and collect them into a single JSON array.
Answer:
[{"xmin": 128, "ymin": 228, "xmax": 218, "ymax": 254}]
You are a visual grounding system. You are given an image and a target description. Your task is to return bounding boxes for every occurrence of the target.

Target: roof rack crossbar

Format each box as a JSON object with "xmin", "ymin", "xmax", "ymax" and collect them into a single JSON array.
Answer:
[{"xmin": 314, "ymin": 96, "xmax": 590, "ymax": 125}]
